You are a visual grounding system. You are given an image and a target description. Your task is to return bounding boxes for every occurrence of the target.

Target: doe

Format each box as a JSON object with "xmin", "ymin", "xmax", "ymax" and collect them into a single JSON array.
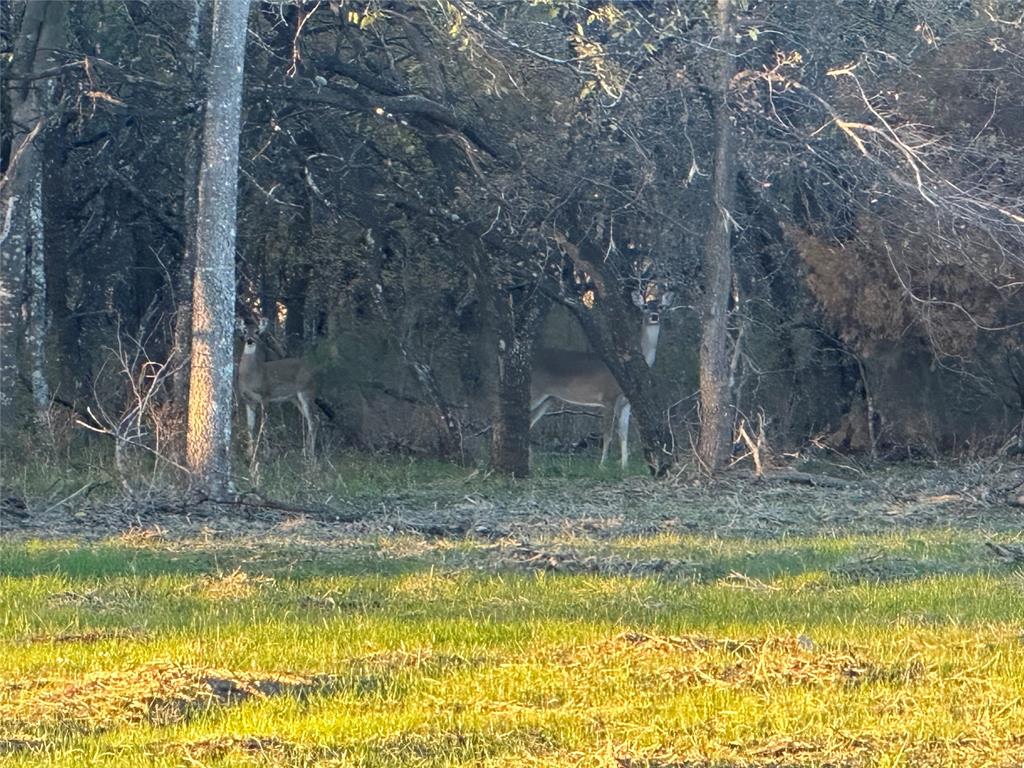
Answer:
[
  {"xmin": 530, "ymin": 289, "xmax": 673, "ymax": 468},
  {"xmin": 236, "ymin": 317, "xmax": 318, "ymax": 457}
]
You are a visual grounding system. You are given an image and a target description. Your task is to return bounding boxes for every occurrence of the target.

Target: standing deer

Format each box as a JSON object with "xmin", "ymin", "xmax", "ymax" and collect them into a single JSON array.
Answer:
[
  {"xmin": 236, "ymin": 318, "xmax": 318, "ymax": 457},
  {"xmin": 530, "ymin": 289, "xmax": 673, "ymax": 467}
]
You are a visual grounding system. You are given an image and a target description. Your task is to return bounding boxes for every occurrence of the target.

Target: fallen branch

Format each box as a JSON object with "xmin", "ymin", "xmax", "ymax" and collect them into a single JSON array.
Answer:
[
  {"xmin": 196, "ymin": 492, "xmax": 370, "ymax": 523},
  {"xmin": 729, "ymin": 467, "xmax": 852, "ymax": 488}
]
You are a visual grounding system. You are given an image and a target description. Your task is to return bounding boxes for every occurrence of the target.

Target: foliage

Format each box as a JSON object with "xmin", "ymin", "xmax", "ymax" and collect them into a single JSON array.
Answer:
[{"xmin": 6, "ymin": 0, "xmax": 1024, "ymax": 464}]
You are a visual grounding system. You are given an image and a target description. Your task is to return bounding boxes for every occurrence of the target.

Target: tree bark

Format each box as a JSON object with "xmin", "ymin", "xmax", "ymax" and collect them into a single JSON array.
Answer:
[
  {"xmin": 491, "ymin": 294, "xmax": 543, "ymax": 478},
  {"xmin": 697, "ymin": 0, "xmax": 738, "ymax": 474},
  {"xmin": 0, "ymin": 0, "xmax": 67, "ymax": 432},
  {"xmin": 186, "ymin": 0, "xmax": 250, "ymax": 498},
  {"xmin": 440, "ymin": 224, "xmax": 538, "ymax": 476},
  {"xmin": 27, "ymin": 172, "xmax": 48, "ymax": 422},
  {"xmin": 555, "ymin": 234, "xmax": 676, "ymax": 476},
  {"xmin": 573, "ymin": 293, "xmax": 675, "ymax": 477},
  {"xmin": 42, "ymin": 114, "xmax": 81, "ymax": 410},
  {"xmin": 471, "ymin": 247, "xmax": 543, "ymax": 477},
  {"xmin": 172, "ymin": 0, "xmax": 209, "ymax": 405}
]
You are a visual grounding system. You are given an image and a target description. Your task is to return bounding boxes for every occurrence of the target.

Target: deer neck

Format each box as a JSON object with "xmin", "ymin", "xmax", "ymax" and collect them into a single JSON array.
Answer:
[
  {"xmin": 239, "ymin": 342, "xmax": 262, "ymax": 373},
  {"xmin": 640, "ymin": 321, "xmax": 661, "ymax": 367}
]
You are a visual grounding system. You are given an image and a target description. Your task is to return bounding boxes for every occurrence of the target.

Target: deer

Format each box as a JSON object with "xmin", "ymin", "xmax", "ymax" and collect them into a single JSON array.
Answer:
[
  {"xmin": 236, "ymin": 317, "xmax": 318, "ymax": 458},
  {"xmin": 530, "ymin": 289, "xmax": 673, "ymax": 468}
]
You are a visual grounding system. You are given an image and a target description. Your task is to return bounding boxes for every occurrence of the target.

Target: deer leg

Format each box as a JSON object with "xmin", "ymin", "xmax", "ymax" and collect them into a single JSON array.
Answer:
[
  {"xmin": 617, "ymin": 400, "xmax": 632, "ymax": 468},
  {"xmin": 529, "ymin": 396, "xmax": 553, "ymax": 428},
  {"xmin": 245, "ymin": 402, "xmax": 258, "ymax": 455},
  {"xmin": 600, "ymin": 402, "xmax": 619, "ymax": 467},
  {"xmin": 296, "ymin": 391, "xmax": 316, "ymax": 458}
]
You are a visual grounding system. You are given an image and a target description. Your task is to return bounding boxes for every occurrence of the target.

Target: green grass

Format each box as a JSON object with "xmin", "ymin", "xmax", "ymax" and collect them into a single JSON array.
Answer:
[
  {"xmin": 3, "ymin": 524, "xmax": 1024, "ymax": 766},
  {"xmin": 3, "ymin": 456, "xmax": 1024, "ymax": 765},
  {"xmin": 1, "ymin": 444, "xmax": 655, "ymax": 507}
]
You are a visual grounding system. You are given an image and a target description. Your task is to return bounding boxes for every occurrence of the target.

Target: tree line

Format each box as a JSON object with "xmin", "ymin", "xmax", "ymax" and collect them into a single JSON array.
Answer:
[{"xmin": 3, "ymin": 0, "xmax": 1024, "ymax": 492}]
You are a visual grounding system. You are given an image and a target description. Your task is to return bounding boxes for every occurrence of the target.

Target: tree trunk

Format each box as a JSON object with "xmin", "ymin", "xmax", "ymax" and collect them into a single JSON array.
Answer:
[
  {"xmin": 492, "ymin": 329, "xmax": 535, "ymax": 477},
  {"xmin": 0, "ymin": 0, "xmax": 67, "ymax": 433},
  {"xmin": 186, "ymin": 0, "xmax": 250, "ymax": 499},
  {"xmin": 574, "ymin": 297, "xmax": 675, "ymax": 476},
  {"xmin": 43, "ymin": 114, "xmax": 81, "ymax": 411},
  {"xmin": 0, "ymin": 190, "xmax": 23, "ymax": 429},
  {"xmin": 468, "ymin": 246, "xmax": 544, "ymax": 477},
  {"xmin": 490, "ymin": 287, "xmax": 545, "ymax": 477},
  {"xmin": 172, "ymin": 0, "xmax": 209, "ymax": 405},
  {"xmin": 27, "ymin": 173, "xmax": 49, "ymax": 422},
  {"xmin": 556, "ymin": 234, "xmax": 675, "ymax": 476},
  {"xmin": 697, "ymin": 0, "xmax": 738, "ymax": 474}
]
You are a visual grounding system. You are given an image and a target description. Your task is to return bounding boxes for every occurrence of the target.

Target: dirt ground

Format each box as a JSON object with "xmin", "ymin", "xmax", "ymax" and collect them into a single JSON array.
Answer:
[{"xmin": 3, "ymin": 461, "xmax": 1023, "ymax": 548}]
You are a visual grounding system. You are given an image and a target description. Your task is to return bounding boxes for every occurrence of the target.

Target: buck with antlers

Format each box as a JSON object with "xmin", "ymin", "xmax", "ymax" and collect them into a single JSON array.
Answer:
[
  {"xmin": 236, "ymin": 317, "xmax": 318, "ymax": 457},
  {"xmin": 530, "ymin": 289, "xmax": 673, "ymax": 468}
]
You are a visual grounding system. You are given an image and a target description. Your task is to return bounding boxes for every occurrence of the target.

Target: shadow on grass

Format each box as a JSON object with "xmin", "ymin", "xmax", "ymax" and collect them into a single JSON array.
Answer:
[
  {"xmin": 0, "ymin": 528, "xmax": 1009, "ymax": 587},
  {"xmin": 0, "ymin": 542, "xmax": 429, "ymax": 580}
]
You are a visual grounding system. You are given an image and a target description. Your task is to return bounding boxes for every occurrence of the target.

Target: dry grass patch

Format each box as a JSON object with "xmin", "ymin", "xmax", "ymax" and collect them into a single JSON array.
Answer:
[
  {"xmin": 585, "ymin": 631, "xmax": 924, "ymax": 689},
  {"xmin": 23, "ymin": 627, "xmax": 149, "ymax": 645},
  {"xmin": 830, "ymin": 554, "xmax": 925, "ymax": 582},
  {"xmin": 611, "ymin": 733, "xmax": 1024, "ymax": 768},
  {"xmin": 45, "ymin": 589, "xmax": 97, "ymax": 606},
  {"xmin": 156, "ymin": 735, "xmax": 332, "ymax": 765},
  {"xmin": 372, "ymin": 727, "xmax": 554, "ymax": 766},
  {"xmin": 113, "ymin": 525, "xmax": 168, "ymax": 547},
  {"xmin": 0, "ymin": 662, "xmax": 334, "ymax": 734},
  {"xmin": 354, "ymin": 648, "xmax": 474, "ymax": 671},
  {"xmin": 0, "ymin": 738, "xmax": 47, "ymax": 755},
  {"xmin": 490, "ymin": 542, "xmax": 699, "ymax": 577},
  {"xmin": 192, "ymin": 567, "xmax": 275, "ymax": 600}
]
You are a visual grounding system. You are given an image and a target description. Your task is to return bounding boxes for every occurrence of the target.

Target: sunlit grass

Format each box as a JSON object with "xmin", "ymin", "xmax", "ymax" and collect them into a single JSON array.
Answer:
[{"xmin": 2, "ymin": 522, "xmax": 1024, "ymax": 767}]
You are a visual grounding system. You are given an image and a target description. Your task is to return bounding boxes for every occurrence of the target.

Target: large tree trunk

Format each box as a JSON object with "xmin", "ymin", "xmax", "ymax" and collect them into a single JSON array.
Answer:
[
  {"xmin": 491, "ymin": 295, "xmax": 543, "ymax": 478},
  {"xmin": 556, "ymin": 234, "xmax": 676, "ymax": 476},
  {"xmin": 27, "ymin": 173, "xmax": 48, "ymax": 422},
  {"xmin": 186, "ymin": 0, "xmax": 250, "ymax": 498},
  {"xmin": 42, "ymin": 115, "xmax": 81, "ymax": 410},
  {"xmin": 0, "ymin": 0, "xmax": 67, "ymax": 433},
  {"xmin": 573, "ymin": 293, "xmax": 675, "ymax": 477},
  {"xmin": 697, "ymin": 0, "xmax": 738, "ymax": 474},
  {"xmin": 471, "ymin": 248, "xmax": 543, "ymax": 478},
  {"xmin": 172, "ymin": 0, "xmax": 209, "ymax": 405},
  {"xmin": 492, "ymin": 331, "xmax": 534, "ymax": 477}
]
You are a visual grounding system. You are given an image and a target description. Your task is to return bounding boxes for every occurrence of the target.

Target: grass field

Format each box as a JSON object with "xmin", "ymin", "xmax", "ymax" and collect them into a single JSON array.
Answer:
[{"xmin": 2, "ymin": 456, "xmax": 1024, "ymax": 766}]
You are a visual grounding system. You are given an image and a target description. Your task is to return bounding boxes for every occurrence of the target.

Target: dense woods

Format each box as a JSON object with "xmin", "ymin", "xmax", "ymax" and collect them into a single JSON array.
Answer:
[{"xmin": 3, "ymin": 0, "xmax": 1024, "ymax": 484}]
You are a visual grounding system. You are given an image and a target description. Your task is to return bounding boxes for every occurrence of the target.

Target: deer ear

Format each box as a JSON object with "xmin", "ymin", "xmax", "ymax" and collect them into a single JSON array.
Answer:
[
  {"xmin": 660, "ymin": 290, "xmax": 674, "ymax": 307},
  {"xmin": 631, "ymin": 289, "xmax": 645, "ymax": 308}
]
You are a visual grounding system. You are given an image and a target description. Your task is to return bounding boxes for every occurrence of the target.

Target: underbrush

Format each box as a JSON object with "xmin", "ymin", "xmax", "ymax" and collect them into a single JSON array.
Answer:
[{"xmin": 0, "ymin": 442, "xmax": 660, "ymax": 509}]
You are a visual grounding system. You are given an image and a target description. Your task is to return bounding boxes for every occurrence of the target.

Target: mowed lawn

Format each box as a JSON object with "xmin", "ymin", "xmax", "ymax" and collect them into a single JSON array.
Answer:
[{"xmin": 2, "ymin": 461, "xmax": 1024, "ymax": 767}]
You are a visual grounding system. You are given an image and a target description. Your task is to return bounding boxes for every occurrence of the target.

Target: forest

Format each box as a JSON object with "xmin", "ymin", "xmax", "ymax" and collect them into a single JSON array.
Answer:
[
  {"xmin": 2, "ymin": 0, "xmax": 1023, "ymax": 486},
  {"xmin": 3, "ymin": 2, "xmax": 1024, "ymax": 767}
]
